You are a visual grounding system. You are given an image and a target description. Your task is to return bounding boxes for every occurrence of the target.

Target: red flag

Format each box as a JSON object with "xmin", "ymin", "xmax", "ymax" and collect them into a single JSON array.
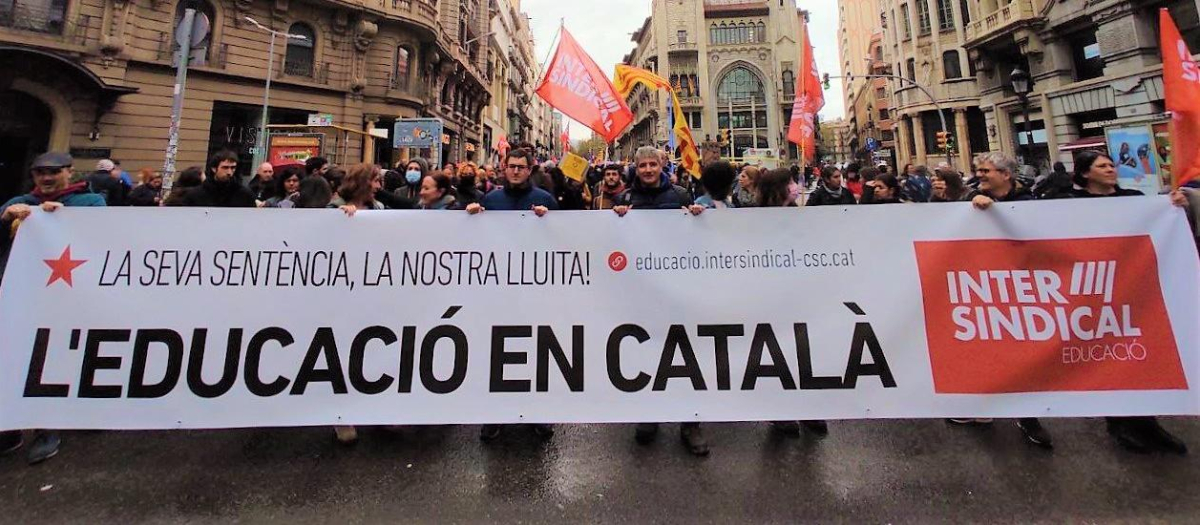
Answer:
[
  {"xmin": 535, "ymin": 28, "xmax": 633, "ymax": 142},
  {"xmin": 1161, "ymin": 8, "xmax": 1200, "ymax": 187},
  {"xmin": 561, "ymin": 130, "xmax": 571, "ymax": 153},
  {"xmin": 787, "ymin": 27, "xmax": 825, "ymax": 165}
]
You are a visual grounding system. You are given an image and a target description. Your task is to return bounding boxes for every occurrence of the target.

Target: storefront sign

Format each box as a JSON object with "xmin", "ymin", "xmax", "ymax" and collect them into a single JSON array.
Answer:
[
  {"xmin": 267, "ymin": 133, "xmax": 323, "ymax": 165},
  {"xmin": 392, "ymin": 118, "xmax": 443, "ymax": 149},
  {"xmin": 307, "ymin": 113, "xmax": 334, "ymax": 127}
]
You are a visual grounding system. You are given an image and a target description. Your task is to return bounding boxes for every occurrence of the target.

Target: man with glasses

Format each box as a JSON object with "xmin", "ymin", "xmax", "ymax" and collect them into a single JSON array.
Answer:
[
  {"xmin": 466, "ymin": 148, "xmax": 555, "ymax": 443},
  {"xmin": 466, "ymin": 148, "xmax": 556, "ymax": 217},
  {"xmin": 0, "ymin": 151, "xmax": 105, "ymax": 465}
]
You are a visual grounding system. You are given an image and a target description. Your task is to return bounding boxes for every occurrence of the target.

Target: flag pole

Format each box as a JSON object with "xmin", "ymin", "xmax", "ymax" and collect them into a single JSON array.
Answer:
[{"xmin": 534, "ymin": 19, "xmax": 565, "ymax": 88}]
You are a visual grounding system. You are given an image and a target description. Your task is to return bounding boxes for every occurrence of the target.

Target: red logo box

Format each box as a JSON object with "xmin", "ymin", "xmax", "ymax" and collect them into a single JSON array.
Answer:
[{"xmin": 914, "ymin": 236, "xmax": 1187, "ymax": 394}]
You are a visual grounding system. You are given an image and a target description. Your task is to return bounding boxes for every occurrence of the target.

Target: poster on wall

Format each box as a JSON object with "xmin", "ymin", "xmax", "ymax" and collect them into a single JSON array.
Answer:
[
  {"xmin": 1105, "ymin": 125, "xmax": 1162, "ymax": 195},
  {"xmin": 267, "ymin": 133, "xmax": 324, "ymax": 165},
  {"xmin": 1152, "ymin": 122, "xmax": 1172, "ymax": 188}
]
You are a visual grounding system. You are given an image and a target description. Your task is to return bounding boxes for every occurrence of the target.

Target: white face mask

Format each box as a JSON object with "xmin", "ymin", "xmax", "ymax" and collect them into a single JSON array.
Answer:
[{"xmin": 406, "ymin": 170, "xmax": 421, "ymax": 184}]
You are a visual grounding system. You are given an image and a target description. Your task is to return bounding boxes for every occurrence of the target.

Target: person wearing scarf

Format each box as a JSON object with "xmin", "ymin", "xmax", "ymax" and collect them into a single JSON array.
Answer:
[
  {"xmin": 592, "ymin": 164, "xmax": 627, "ymax": 210},
  {"xmin": 806, "ymin": 166, "xmax": 858, "ymax": 206}
]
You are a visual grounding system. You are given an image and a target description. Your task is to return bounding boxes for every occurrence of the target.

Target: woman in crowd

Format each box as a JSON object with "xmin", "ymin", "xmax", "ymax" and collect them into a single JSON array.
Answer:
[
  {"xmin": 844, "ymin": 163, "xmax": 864, "ymax": 201},
  {"xmin": 398, "ymin": 158, "xmax": 431, "ymax": 202},
  {"xmin": 293, "ymin": 176, "xmax": 333, "ymax": 209},
  {"xmin": 163, "ymin": 166, "xmax": 204, "ymax": 206},
  {"xmin": 863, "ymin": 173, "xmax": 902, "ymax": 204},
  {"xmin": 128, "ymin": 168, "xmax": 162, "ymax": 206},
  {"xmin": 454, "ymin": 163, "xmax": 485, "ymax": 209},
  {"xmin": 806, "ymin": 166, "xmax": 858, "ymax": 207},
  {"xmin": 930, "ymin": 166, "xmax": 968, "ymax": 202},
  {"xmin": 733, "ymin": 165, "xmax": 760, "ymax": 208},
  {"xmin": 418, "ymin": 172, "xmax": 458, "ymax": 210},
  {"xmin": 331, "ymin": 164, "xmax": 385, "ymax": 214},
  {"xmin": 1063, "ymin": 150, "xmax": 1188, "ymax": 454},
  {"xmin": 264, "ymin": 166, "xmax": 303, "ymax": 208},
  {"xmin": 694, "ymin": 161, "xmax": 736, "ymax": 209}
]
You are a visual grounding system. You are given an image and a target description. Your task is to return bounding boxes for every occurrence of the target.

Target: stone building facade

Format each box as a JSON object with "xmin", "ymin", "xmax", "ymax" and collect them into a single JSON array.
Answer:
[
  {"xmin": 881, "ymin": 0, "xmax": 991, "ymax": 171},
  {"xmin": 962, "ymin": 0, "xmax": 1197, "ymax": 178},
  {"xmin": 614, "ymin": 0, "xmax": 805, "ymax": 163},
  {"xmin": 0, "ymin": 0, "xmax": 513, "ymax": 203}
]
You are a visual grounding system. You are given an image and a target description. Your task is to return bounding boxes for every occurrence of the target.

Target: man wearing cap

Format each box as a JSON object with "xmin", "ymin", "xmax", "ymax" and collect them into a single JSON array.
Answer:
[
  {"xmin": 180, "ymin": 150, "xmax": 257, "ymax": 208},
  {"xmin": 0, "ymin": 151, "xmax": 105, "ymax": 465},
  {"xmin": 86, "ymin": 159, "xmax": 128, "ymax": 206}
]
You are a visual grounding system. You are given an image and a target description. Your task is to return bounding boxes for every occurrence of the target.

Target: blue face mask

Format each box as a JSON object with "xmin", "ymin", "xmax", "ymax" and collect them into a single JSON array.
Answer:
[{"xmin": 406, "ymin": 170, "xmax": 421, "ymax": 184}]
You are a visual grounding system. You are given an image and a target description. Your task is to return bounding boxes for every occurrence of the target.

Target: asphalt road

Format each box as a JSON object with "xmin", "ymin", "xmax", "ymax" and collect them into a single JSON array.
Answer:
[{"xmin": 1, "ymin": 418, "xmax": 1198, "ymax": 523}]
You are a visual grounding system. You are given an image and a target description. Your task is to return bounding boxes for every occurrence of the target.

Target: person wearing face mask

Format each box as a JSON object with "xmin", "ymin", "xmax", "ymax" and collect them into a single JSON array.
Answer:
[
  {"xmin": 454, "ymin": 163, "xmax": 484, "ymax": 208},
  {"xmin": 397, "ymin": 158, "xmax": 430, "ymax": 202}
]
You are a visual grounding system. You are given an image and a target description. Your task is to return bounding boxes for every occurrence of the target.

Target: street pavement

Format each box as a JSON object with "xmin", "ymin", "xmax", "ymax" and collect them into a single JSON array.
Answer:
[{"xmin": 1, "ymin": 418, "xmax": 1198, "ymax": 523}]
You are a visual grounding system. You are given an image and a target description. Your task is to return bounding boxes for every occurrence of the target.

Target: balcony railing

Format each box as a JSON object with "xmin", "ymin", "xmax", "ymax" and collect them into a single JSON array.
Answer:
[
  {"xmin": 965, "ymin": 0, "xmax": 1037, "ymax": 45},
  {"xmin": 1, "ymin": 1, "xmax": 89, "ymax": 45},
  {"xmin": 280, "ymin": 59, "xmax": 330, "ymax": 84}
]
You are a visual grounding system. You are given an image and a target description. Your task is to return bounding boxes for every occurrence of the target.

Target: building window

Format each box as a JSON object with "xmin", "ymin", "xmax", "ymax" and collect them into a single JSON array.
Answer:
[
  {"xmin": 678, "ymin": 30, "xmax": 687, "ymax": 44},
  {"xmin": 916, "ymin": 0, "xmax": 931, "ymax": 35},
  {"xmin": 709, "ymin": 24, "xmax": 717, "ymax": 43},
  {"xmin": 717, "ymin": 66, "xmax": 766, "ymax": 105},
  {"xmin": 879, "ymin": 108, "xmax": 890, "ymax": 120},
  {"xmin": 394, "ymin": 46, "xmax": 411, "ymax": 90},
  {"xmin": 1068, "ymin": 29, "xmax": 1104, "ymax": 81},
  {"xmin": 876, "ymin": 86, "xmax": 887, "ymax": 99},
  {"xmin": 936, "ymin": 0, "xmax": 954, "ymax": 31},
  {"xmin": 943, "ymin": 50, "xmax": 962, "ymax": 79},
  {"xmin": 959, "ymin": 0, "xmax": 971, "ymax": 24},
  {"xmin": 906, "ymin": 58, "xmax": 916, "ymax": 81},
  {"xmin": 284, "ymin": 23, "xmax": 315, "ymax": 77},
  {"xmin": 901, "ymin": 4, "xmax": 912, "ymax": 40},
  {"xmin": 757, "ymin": 22, "xmax": 766, "ymax": 42},
  {"xmin": 882, "ymin": 130, "xmax": 895, "ymax": 141},
  {"xmin": 782, "ymin": 69, "xmax": 795, "ymax": 95},
  {"xmin": 2, "ymin": 0, "xmax": 69, "ymax": 34}
]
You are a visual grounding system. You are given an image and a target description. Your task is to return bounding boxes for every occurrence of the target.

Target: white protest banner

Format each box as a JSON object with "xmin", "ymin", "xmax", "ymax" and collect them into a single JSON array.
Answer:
[{"xmin": 0, "ymin": 199, "xmax": 1197, "ymax": 430}]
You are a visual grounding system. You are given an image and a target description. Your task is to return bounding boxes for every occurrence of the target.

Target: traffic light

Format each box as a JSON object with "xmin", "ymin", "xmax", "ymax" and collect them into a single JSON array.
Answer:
[
  {"xmin": 822, "ymin": 73, "xmax": 831, "ymax": 90},
  {"xmin": 936, "ymin": 131, "xmax": 952, "ymax": 152}
]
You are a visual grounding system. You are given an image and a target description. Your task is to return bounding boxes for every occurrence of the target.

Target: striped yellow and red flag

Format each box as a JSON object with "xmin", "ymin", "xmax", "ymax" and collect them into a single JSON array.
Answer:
[{"xmin": 613, "ymin": 64, "xmax": 702, "ymax": 179}]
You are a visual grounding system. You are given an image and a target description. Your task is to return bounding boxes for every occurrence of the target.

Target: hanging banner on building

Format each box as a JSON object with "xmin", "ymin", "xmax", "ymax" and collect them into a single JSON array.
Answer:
[
  {"xmin": 0, "ymin": 199, "xmax": 1196, "ymax": 430},
  {"xmin": 267, "ymin": 134, "xmax": 323, "ymax": 165}
]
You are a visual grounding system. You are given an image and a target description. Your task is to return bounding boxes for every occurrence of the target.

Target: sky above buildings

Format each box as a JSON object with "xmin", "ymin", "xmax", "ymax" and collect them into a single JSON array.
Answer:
[{"xmin": 521, "ymin": 0, "xmax": 845, "ymax": 141}]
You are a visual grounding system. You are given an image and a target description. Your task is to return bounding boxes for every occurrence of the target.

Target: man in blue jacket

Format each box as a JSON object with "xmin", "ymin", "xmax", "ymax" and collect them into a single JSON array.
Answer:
[
  {"xmin": 466, "ymin": 148, "xmax": 556, "ymax": 216},
  {"xmin": 0, "ymin": 151, "xmax": 105, "ymax": 465}
]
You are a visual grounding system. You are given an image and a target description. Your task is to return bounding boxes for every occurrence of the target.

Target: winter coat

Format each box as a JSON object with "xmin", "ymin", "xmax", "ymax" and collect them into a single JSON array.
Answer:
[
  {"xmin": 128, "ymin": 184, "xmax": 161, "ymax": 206},
  {"xmin": 806, "ymin": 185, "xmax": 857, "ymax": 206},
  {"xmin": 616, "ymin": 173, "xmax": 694, "ymax": 209},
  {"xmin": 87, "ymin": 171, "xmax": 129, "ymax": 206},
  {"xmin": 1, "ymin": 183, "xmax": 105, "ymax": 284},
  {"xmin": 179, "ymin": 178, "xmax": 257, "ymax": 208},
  {"xmin": 963, "ymin": 186, "xmax": 1035, "ymax": 203},
  {"xmin": 480, "ymin": 184, "xmax": 559, "ymax": 211}
]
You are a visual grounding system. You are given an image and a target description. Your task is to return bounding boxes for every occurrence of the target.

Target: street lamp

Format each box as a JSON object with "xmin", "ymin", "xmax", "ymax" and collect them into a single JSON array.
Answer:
[
  {"xmin": 1010, "ymin": 67, "xmax": 1035, "ymax": 167},
  {"xmin": 245, "ymin": 16, "xmax": 307, "ymax": 173}
]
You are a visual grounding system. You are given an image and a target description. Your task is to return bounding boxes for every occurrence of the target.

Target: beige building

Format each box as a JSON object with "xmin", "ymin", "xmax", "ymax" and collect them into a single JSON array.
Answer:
[
  {"xmin": 837, "ymin": 0, "xmax": 883, "ymax": 117},
  {"xmin": 881, "ymin": 0, "xmax": 990, "ymax": 171},
  {"xmin": 845, "ymin": 31, "xmax": 897, "ymax": 166},
  {"xmin": 0, "ymin": 0, "xmax": 525, "ymax": 204},
  {"xmin": 615, "ymin": 0, "xmax": 806, "ymax": 163},
  {"xmin": 962, "ymin": 0, "xmax": 1196, "ymax": 178},
  {"xmin": 820, "ymin": 118, "xmax": 854, "ymax": 165}
]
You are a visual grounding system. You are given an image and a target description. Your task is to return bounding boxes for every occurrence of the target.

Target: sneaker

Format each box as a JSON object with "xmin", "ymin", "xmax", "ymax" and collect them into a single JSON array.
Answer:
[
  {"xmin": 801, "ymin": 420, "xmax": 829, "ymax": 437},
  {"xmin": 26, "ymin": 432, "xmax": 60, "ymax": 465},
  {"xmin": 0, "ymin": 431, "xmax": 22, "ymax": 455},
  {"xmin": 1107, "ymin": 418, "xmax": 1152, "ymax": 453},
  {"xmin": 479, "ymin": 424, "xmax": 502, "ymax": 442},
  {"xmin": 680, "ymin": 423, "xmax": 709, "ymax": 456},
  {"xmin": 634, "ymin": 423, "xmax": 659, "ymax": 445},
  {"xmin": 1141, "ymin": 418, "xmax": 1188, "ymax": 455},
  {"xmin": 771, "ymin": 421, "xmax": 801, "ymax": 437},
  {"xmin": 532, "ymin": 424, "xmax": 555, "ymax": 440},
  {"xmin": 333, "ymin": 425, "xmax": 358, "ymax": 445},
  {"xmin": 1016, "ymin": 418, "xmax": 1053, "ymax": 449}
]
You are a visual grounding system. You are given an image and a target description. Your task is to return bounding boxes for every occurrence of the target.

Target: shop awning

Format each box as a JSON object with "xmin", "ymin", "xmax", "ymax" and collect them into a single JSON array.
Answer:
[{"xmin": 1058, "ymin": 136, "xmax": 1107, "ymax": 152}]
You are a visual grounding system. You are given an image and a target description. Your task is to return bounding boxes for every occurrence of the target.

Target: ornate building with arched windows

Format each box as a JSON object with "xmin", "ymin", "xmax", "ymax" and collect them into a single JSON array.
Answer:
[
  {"xmin": 0, "ymin": 0, "xmax": 506, "ymax": 199},
  {"xmin": 614, "ymin": 0, "xmax": 807, "ymax": 162}
]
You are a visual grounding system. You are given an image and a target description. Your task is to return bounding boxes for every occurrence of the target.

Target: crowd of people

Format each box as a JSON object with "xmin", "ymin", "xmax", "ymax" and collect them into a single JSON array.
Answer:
[{"xmin": 0, "ymin": 140, "xmax": 1198, "ymax": 463}]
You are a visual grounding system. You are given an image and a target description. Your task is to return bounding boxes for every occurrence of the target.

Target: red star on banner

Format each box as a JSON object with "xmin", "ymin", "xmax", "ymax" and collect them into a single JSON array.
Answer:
[{"xmin": 44, "ymin": 246, "xmax": 87, "ymax": 287}]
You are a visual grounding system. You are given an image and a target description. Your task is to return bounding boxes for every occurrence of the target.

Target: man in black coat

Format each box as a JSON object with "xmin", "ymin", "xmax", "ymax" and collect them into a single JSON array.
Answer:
[
  {"xmin": 612, "ymin": 146, "xmax": 694, "ymax": 216},
  {"xmin": 181, "ymin": 150, "xmax": 257, "ymax": 208}
]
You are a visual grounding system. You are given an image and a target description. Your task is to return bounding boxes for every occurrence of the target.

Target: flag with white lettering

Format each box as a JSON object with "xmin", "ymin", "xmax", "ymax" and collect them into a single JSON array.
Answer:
[{"xmin": 535, "ymin": 28, "xmax": 633, "ymax": 143}]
